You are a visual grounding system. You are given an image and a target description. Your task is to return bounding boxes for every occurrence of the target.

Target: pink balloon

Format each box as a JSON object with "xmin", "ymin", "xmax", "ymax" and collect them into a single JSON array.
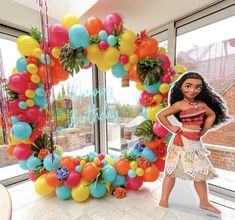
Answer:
[
  {"xmin": 18, "ymin": 94, "xmax": 28, "ymax": 101},
  {"xmin": 28, "ymin": 170, "xmax": 45, "ymax": 181},
  {"xmin": 49, "ymin": 24, "xmax": 69, "ymax": 47},
  {"xmin": 64, "ymin": 171, "xmax": 81, "ymax": 188},
  {"xmin": 28, "ymin": 82, "xmax": 38, "ymax": 90},
  {"xmin": 13, "ymin": 144, "xmax": 33, "ymax": 160},
  {"xmin": 21, "ymin": 71, "xmax": 31, "ymax": 81},
  {"xmin": 103, "ymin": 13, "xmax": 123, "ymax": 35},
  {"xmin": 153, "ymin": 121, "xmax": 169, "ymax": 137},
  {"xmin": 98, "ymin": 40, "xmax": 109, "ymax": 51},
  {"xmin": 161, "ymin": 74, "xmax": 171, "ymax": 83},
  {"xmin": 126, "ymin": 176, "xmax": 143, "ymax": 190},
  {"xmin": 8, "ymin": 74, "xmax": 28, "ymax": 94},
  {"xmin": 139, "ymin": 91, "xmax": 155, "ymax": 106},
  {"xmin": 119, "ymin": 55, "xmax": 129, "ymax": 65},
  {"xmin": 24, "ymin": 106, "xmax": 43, "ymax": 123},
  {"xmin": 8, "ymin": 100, "xmax": 22, "ymax": 115},
  {"xmin": 158, "ymin": 55, "xmax": 171, "ymax": 72}
]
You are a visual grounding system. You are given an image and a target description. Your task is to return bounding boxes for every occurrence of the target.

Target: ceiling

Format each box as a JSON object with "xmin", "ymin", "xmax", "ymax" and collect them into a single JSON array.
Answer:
[{"xmin": 0, "ymin": 0, "xmax": 218, "ymax": 32}]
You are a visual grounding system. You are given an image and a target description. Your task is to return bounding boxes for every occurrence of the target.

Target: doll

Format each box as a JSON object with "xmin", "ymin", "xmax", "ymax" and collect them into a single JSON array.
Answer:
[{"xmin": 157, "ymin": 71, "xmax": 230, "ymax": 214}]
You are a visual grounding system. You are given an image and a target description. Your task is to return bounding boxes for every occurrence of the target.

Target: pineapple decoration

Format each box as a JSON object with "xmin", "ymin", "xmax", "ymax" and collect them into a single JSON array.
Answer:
[{"xmin": 59, "ymin": 43, "xmax": 86, "ymax": 76}]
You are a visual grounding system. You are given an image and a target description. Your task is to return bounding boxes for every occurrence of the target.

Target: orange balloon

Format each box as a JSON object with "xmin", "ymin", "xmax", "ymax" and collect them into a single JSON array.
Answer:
[
  {"xmin": 143, "ymin": 164, "xmax": 159, "ymax": 182},
  {"xmin": 82, "ymin": 162, "xmax": 99, "ymax": 182},
  {"xmin": 84, "ymin": 17, "xmax": 104, "ymax": 36},
  {"xmin": 135, "ymin": 38, "xmax": 158, "ymax": 59},
  {"xmin": 144, "ymin": 137, "xmax": 165, "ymax": 149},
  {"xmin": 59, "ymin": 156, "xmax": 75, "ymax": 171},
  {"xmin": 114, "ymin": 159, "xmax": 130, "ymax": 175},
  {"xmin": 6, "ymin": 144, "xmax": 15, "ymax": 157},
  {"xmin": 128, "ymin": 64, "xmax": 140, "ymax": 82},
  {"xmin": 46, "ymin": 170, "xmax": 62, "ymax": 187}
]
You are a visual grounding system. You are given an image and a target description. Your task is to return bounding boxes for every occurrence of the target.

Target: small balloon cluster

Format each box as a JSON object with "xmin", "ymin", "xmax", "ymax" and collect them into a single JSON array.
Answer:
[{"xmin": 4, "ymin": 12, "xmax": 188, "ymax": 202}]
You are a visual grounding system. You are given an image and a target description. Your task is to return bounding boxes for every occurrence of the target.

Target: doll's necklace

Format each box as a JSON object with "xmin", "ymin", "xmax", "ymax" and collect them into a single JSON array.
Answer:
[{"xmin": 183, "ymin": 98, "xmax": 199, "ymax": 109}]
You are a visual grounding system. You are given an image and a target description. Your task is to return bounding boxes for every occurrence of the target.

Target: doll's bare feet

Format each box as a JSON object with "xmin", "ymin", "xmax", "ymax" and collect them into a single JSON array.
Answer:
[
  {"xmin": 159, "ymin": 199, "xmax": 169, "ymax": 208},
  {"xmin": 200, "ymin": 203, "xmax": 221, "ymax": 214}
]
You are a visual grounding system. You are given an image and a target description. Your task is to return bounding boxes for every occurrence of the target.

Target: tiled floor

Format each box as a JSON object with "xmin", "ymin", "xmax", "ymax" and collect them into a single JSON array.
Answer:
[{"xmin": 8, "ymin": 177, "xmax": 235, "ymax": 220}]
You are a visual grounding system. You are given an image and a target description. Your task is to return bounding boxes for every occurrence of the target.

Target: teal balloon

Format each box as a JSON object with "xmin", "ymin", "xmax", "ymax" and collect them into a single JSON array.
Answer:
[
  {"xmin": 26, "ymin": 155, "xmax": 42, "ymax": 170},
  {"xmin": 111, "ymin": 63, "xmax": 127, "ymax": 78},
  {"xmin": 107, "ymin": 35, "xmax": 117, "ymax": 46},
  {"xmin": 144, "ymin": 81, "xmax": 161, "ymax": 94},
  {"xmin": 142, "ymin": 147, "xmax": 157, "ymax": 162},
  {"xmin": 111, "ymin": 174, "xmax": 126, "ymax": 187},
  {"xmin": 75, "ymin": 165, "xmax": 82, "ymax": 173},
  {"xmin": 88, "ymin": 152, "xmax": 98, "ymax": 161},
  {"xmin": 101, "ymin": 165, "xmax": 117, "ymax": 182},
  {"xmin": 98, "ymin": 30, "xmax": 108, "ymax": 41},
  {"xmin": 69, "ymin": 24, "xmax": 89, "ymax": 49},
  {"xmin": 19, "ymin": 160, "xmax": 28, "ymax": 170},
  {"xmin": 109, "ymin": 154, "xmax": 118, "ymax": 161},
  {"xmin": 102, "ymin": 159, "xmax": 108, "ymax": 166},
  {"xmin": 128, "ymin": 169, "xmax": 136, "ymax": 178},
  {"xmin": 16, "ymin": 57, "xmax": 27, "ymax": 72},
  {"xmin": 11, "ymin": 116, "xmax": 19, "ymax": 124},
  {"xmin": 89, "ymin": 182, "xmax": 106, "ymax": 198},
  {"xmin": 40, "ymin": 54, "xmax": 50, "ymax": 64},
  {"xmin": 35, "ymin": 88, "xmax": 45, "ymax": 97},
  {"xmin": 12, "ymin": 122, "xmax": 32, "ymax": 140},
  {"xmin": 83, "ymin": 57, "xmax": 89, "ymax": 66},
  {"xmin": 166, "ymin": 133, "xmax": 173, "ymax": 143},
  {"xmin": 18, "ymin": 101, "xmax": 27, "ymax": 110},
  {"xmin": 56, "ymin": 184, "xmax": 71, "ymax": 200},
  {"xmin": 142, "ymin": 107, "xmax": 148, "ymax": 119},
  {"xmin": 43, "ymin": 154, "xmax": 60, "ymax": 171},
  {"xmin": 34, "ymin": 95, "xmax": 46, "ymax": 109}
]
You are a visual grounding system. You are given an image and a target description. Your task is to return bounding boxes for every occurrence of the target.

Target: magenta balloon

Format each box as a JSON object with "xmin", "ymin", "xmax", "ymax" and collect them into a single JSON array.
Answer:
[
  {"xmin": 21, "ymin": 70, "xmax": 31, "ymax": 81},
  {"xmin": 13, "ymin": 144, "xmax": 33, "ymax": 160},
  {"xmin": 64, "ymin": 171, "xmax": 81, "ymax": 188},
  {"xmin": 8, "ymin": 74, "xmax": 28, "ymax": 94},
  {"xmin": 158, "ymin": 55, "xmax": 171, "ymax": 71},
  {"xmin": 8, "ymin": 100, "xmax": 22, "ymax": 115},
  {"xmin": 103, "ymin": 13, "xmax": 123, "ymax": 35},
  {"xmin": 161, "ymin": 74, "xmax": 171, "ymax": 83},
  {"xmin": 153, "ymin": 122, "xmax": 169, "ymax": 137},
  {"xmin": 25, "ymin": 106, "xmax": 43, "ymax": 123},
  {"xmin": 126, "ymin": 176, "xmax": 143, "ymax": 190},
  {"xmin": 49, "ymin": 24, "xmax": 69, "ymax": 47}
]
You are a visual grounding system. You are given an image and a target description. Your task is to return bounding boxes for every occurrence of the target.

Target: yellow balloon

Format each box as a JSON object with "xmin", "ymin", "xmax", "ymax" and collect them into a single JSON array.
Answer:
[
  {"xmin": 159, "ymin": 83, "xmax": 170, "ymax": 94},
  {"xmin": 71, "ymin": 183, "xmax": 90, "ymax": 202},
  {"xmin": 34, "ymin": 48, "xmax": 43, "ymax": 58},
  {"xmin": 153, "ymin": 94, "xmax": 163, "ymax": 104},
  {"xmin": 136, "ymin": 167, "xmax": 144, "ymax": 176},
  {"xmin": 124, "ymin": 62, "xmax": 131, "ymax": 71},
  {"xmin": 52, "ymin": 47, "xmax": 61, "ymax": 59},
  {"xmin": 119, "ymin": 29, "xmax": 137, "ymax": 43},
  {"xmin": 130, "ymin": 161, "xmax": 138, "ymax": 170},
  {"xmin": 93, "ymin": 157, "xmax": 99, "ymax": 164},
  {"xmin": 80, "ymin": 160, "xmax": 86, "ymax": 167},
  {"xmin": 31, "ymin": 75, "xmax": 40, "ymax": 83},
  {"xmin": 12, "ymin": 67, "xmax": 19, "ymax": 74},
  {"xmin": 26, "ymin": 99, "xmax": 35, "ymax": 107},
  {"xmin": 105, "ymin": 182, "xmax": 111, "ymax": 192},
  {"xmin": 61, "ymin": 13, "xmax": 80, "ymax": 30},
  {"xmin": 119, "ymin": 42, "xmax": 136, "ymax": 55},
  {"xmin": 103, "ymin": 47, "xmax": 119, "ymax": 66},
  {"xmin": 9, "ymin": 134, "xmax": 31, "ymax": 145},
  {"xmin": 25, "ymin": 89, "xmax": 35, "ymax": 98},
  {"xmin": 27, "ymin": 64, "xmax": 38, "ymax": 74},
  {"xmin": 135, "ymin": 82, "xmax": 145, "ymax": 91},
  {"xmin": 87, "ymin": 44, "xmax": 103, "ymax": 64},
  {"xmin": 54, "ymin": 145, "xmax": 64, "ymax": 156},
  {"xmin": 174, "ymin": 65, "xmax": 187, "ymax": 74},
  {"xmin": 35, "ymin": 174, "xmax": 54, "ymax": 195},
  {"xmin": 129, "ymin": 54, "xmax": 138, "ymax": 64},
  {"xmin": 97, "ymin": 61, "xmax": 111, "ymax": 72},
  {"xmin": 147, "ymin": 105, "xmax": 162, "ymax": 121},
  {"xmin": 158, "ymin": 47, "xmax": 167, "ymax": 55},
  {"xmin": 16, "ymin": 35, "xmax": 40, "ymax": 56}
]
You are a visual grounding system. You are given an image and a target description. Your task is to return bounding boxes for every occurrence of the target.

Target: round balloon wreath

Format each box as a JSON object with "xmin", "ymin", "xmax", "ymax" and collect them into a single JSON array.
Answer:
[{"xmin": 3, "ymin": 12, "xmax": 187, "ymax": 201}]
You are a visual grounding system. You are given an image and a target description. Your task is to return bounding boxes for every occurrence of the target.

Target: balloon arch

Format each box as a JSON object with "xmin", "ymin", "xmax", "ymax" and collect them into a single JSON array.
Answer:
[{"xmin": 2, "ymin": 8, "xmax": 187, "ymax": 201}]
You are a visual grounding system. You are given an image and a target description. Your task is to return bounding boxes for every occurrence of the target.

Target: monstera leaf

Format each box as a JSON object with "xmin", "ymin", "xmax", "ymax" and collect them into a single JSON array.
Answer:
[{"xmin": 134, "ymin": 120, "xmax": 156, "ymax": 143}]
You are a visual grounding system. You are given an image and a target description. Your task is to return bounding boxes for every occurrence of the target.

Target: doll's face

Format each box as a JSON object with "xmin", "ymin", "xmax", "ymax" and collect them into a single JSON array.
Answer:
[{"xmin": 181, "ymin": 78, "xmax": 202, "ymax": 99}]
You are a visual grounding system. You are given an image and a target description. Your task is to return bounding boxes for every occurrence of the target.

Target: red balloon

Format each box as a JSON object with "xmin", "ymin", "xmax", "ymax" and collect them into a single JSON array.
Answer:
[
  {"xmin": 49, "ymin": 24, "xmax": 69, "ymax": 47},
  {"xmin": 152, "ymin": 158, "xmax": 165, "ymax": 172},
  {"xmin": 24, "ymin": 106, "xmax": 43, "ymax": 123},
  {"xmin": 8, "ymin": 74, "xmax": 28, "ymax": 94},
  {"xmin": 103, "ymin": 13, "xmax": 123, "ymax": 35},
  {"xmin": 8, "ymin": 100, "xmax": 22, "ymax": 115},
  {"xmin": 84, "ymin": 17, "xmax": 104, "ymax": 36},
  {"xmin": 139, "ymin": 91, "xmax": 155, "ymax": 106},
  {"xmin": 28, "ymin": 170, "xmax": 46, "ymax": 181},
  {"xmin": 126, "ymin": 176, "xmax": 143, "ymax": 190},
  {"xmin": 153, "ymin": 121, "xmax": 169, "ymax": 137},
  {"xmin": 13, "ymin": 143, "xmax": 33, "ymax": 160},
  {"xmin": 64, "ymin": 171, "xmax": 81, "ymax": 188},
  {"xmin": 21, "ymin": 70, "xmax": 31, "ymax": 81},
  {"xmin": 161, "ymin": 74, "xmax": 171, "ymax": 83}
]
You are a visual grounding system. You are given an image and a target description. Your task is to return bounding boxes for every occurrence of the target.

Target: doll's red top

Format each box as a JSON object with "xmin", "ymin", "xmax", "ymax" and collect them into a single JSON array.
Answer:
[{"xmin": 179, "ymin": 106, "xmax": 206, "ymax": 125}]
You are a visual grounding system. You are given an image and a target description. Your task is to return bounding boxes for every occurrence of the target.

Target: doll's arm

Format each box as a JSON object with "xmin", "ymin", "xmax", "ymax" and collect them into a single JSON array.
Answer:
[
  {"xmin": 200, "ymin": 104, "xmax": 216, "ymax": 136},
  {"xmin": 157, "ymin": 102, "xmax": 182, "ymax": 133}
]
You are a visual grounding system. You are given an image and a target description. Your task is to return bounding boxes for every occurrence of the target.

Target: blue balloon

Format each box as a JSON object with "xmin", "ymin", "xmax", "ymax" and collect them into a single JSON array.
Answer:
[
  {"xmin": 107, "ymin": 35, "xmax": 117, "ymax": 46},
  {"xmin": 98, "ymin": 30, "xmax": 108, "ymax": 41},
  {"xmin": 128, "ymin": 169, "xmax": 136, "ymax": 178},
  {"xmin": 69, "ymin": 24, "xmax": 89, "ymax": 49},
  {"xmin": 19, "ymin": 160, "xmax": 28, "ymax": 170},
  {"xmin": 142, "ymin": 147, "xmax": 157, "ymax": 162},
  {"xmin": 18, "ymin": 101, "xmax": 27, "ymax": 110},
  {"xmin": 111, "ymin": 174, "xmax": 126, "ymax": 187},
  {"xmin": 142, "ymin": 107, "xmax": 148, "ymax": 119},
  {"xmin": 16, "ymin": 57, "xmax": 27, "ymax": 72},
  {"xmin": 56, "ymin": 184, "xmax": 71, "ymax": 200},
  {"xmin": 111, "ymin": 63, "xmax": 127, "ymax": 78},
  {"xmin": 26, "ymin": 155, "xmax": 42, "ymax": 170},
  {"xmin": 43, "ymin": 154, "xmax": 60, "ymax": 171},
  {"xmin": 89, "ymin": 182, "xmax": 106, "ymax": 198},
  {"xmin": 144, "ymin": 81, "xmax": 161, "ymax": 94},
  {"xmin": 12, "ymin": 122, "xmax": 32, "ymax": 140},
  {"xmin": 11, "ymin": 116, "xmax": 19, "ymax": 124},
  {"xmin": 34, "ymin": 95, "xmax": 47, "ymax": 109},
  {"xmin": 101, "ymin": 165, "xmax": 117, "ymax": 182}
]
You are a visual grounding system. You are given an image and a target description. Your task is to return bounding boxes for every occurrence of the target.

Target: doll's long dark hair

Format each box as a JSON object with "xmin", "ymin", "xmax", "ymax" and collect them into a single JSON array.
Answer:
[{"xmin": 170, "ymin": 71, "xmax": 230, "ymax": 127}]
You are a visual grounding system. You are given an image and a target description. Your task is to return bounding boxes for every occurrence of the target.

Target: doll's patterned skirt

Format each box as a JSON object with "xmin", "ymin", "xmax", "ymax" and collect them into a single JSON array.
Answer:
[{"xmin": 164, "ymin": 127, "xmax": 217, "ymax": 182}]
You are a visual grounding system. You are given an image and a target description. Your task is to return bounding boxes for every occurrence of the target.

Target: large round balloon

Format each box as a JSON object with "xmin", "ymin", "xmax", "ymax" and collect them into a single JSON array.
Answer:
[
  {"xmin": 103, "ymin": 13, "xmax": 123, "ymax": 35},
  {"xmin": 69, "ymin": 24, "xmax": 89, "ymax": 49},
  {"xmin": 84, "ymin": 17, "xmax": 104, "ymax": 36},
  {"xmin": 12, "ymin": 122, "xmax": 32, "ymax": 140},
  {"xmin": 34, "ymin": 174, "xmax": 54, "ymax": 195},
  {"xmin": 49, "ymin": 24, "xmax": 69, "ymax": 47}
]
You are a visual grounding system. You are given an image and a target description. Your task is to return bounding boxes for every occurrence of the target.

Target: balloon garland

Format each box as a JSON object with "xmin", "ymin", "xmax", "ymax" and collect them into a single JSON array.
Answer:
[{"xmin": 3, "ymin": 12, "xmax": 187, "ymax": 201}]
